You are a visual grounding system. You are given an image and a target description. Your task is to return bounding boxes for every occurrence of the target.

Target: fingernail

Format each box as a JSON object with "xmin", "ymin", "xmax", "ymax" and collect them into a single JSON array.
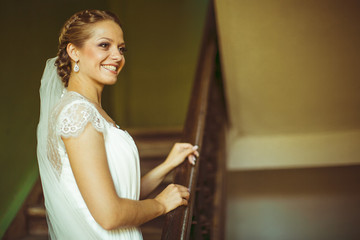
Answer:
[
  {"xmin": 193, "ymin": 145, "xmax": 198, "ymax": 150},
  {"xmin": 192, "ymin": 156, "xmax": 196, "ymax": 165}
]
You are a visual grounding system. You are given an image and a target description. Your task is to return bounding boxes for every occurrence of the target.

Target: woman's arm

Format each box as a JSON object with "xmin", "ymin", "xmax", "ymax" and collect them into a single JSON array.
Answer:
[
  {"xmin": 140, "ymin": 143, "xmax": 199, "ymax": 199},
  {"xmin": 62, "ymin": 123, "xmax": 190, "ymax": 230}
]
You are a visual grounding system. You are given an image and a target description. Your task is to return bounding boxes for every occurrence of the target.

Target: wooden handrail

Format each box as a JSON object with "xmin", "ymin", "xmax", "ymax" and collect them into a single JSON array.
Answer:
[{"xmin": 161, "ymin": 1, "xmax": 226, "ymax": 239}]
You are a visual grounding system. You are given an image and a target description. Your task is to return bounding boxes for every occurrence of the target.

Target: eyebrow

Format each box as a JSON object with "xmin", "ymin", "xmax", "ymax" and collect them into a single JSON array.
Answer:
[{"xmin": 98, "ymin": 37, "xmax": 125, "ymax": 46}]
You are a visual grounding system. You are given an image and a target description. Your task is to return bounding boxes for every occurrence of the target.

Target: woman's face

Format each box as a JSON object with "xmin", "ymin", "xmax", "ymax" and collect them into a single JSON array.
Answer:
[{"xmin": 76, "ymin": 20, "xmax": 125, "ymax": 86}]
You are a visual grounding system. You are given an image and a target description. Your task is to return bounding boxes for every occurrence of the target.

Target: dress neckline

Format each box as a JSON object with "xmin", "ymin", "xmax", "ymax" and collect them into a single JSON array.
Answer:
[{"xmin": 64, "ymin": 89, "xmax": 120, "ymax": 130}]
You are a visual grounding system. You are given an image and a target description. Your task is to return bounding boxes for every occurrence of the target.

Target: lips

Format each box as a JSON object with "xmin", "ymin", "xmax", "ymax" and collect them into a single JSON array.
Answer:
[{"xmin": 102, "ymin": 64, "xmax": 118, "ymax": 72}]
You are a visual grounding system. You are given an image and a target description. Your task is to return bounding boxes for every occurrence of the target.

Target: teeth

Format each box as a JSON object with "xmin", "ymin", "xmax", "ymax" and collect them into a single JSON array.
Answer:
[{"xmin": 102, "ymin": 65, "xmax": 117, "ymax": 71}]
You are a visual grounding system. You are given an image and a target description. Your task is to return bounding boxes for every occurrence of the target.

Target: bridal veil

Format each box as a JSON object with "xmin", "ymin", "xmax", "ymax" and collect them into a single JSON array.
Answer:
[{"xmin": 37, "ymin": 57, "xmax": 100, "ymax": 239}]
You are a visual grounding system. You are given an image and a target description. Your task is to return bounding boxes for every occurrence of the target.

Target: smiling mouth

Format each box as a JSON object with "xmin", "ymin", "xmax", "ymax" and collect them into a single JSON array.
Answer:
[{"xmin": 102, "ymin": 65, "xmax": 118, "ymax": 72}]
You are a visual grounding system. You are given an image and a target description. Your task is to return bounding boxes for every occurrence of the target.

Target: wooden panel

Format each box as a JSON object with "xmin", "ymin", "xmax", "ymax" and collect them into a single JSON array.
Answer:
[{"xmin": 161, "ymin": 0, "xmax": 227, "ymax": 239}]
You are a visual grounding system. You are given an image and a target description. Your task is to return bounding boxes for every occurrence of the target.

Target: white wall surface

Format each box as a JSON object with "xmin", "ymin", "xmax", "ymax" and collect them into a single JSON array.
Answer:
[
  {"xmin": 226, "ymin": 167, "xmax": 360, "ymax": 240},
  {"xmin": 216, "ymin": 0, "xmax": 360, "ymax": 169}
]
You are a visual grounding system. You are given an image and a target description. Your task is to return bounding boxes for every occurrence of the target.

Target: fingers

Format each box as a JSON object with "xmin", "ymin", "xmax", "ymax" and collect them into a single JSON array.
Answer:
[
  {"xmin": 176, "ymin": 143, "xmax": 198, "ymax": 152},
  {"xmin": 175, "ymin": 143, "xmax": 200, "ymax": 159},
  {"xmin": 188, "ymin": 155, "xmax": 196, "ymax": 165},
  {"xmin": 168, "ymin": 183, "xmax": 189, "ymax": 196},
  {"xmin": 180, "ymin": 144, "xmax": 199, "ymax": 165},
  {"xmin": 181, "ymin": 198, "xmax": 189, "ymax": 206},
  {"xmin": 165, "ymin": 143, "xmax": 200, "ymax": 169},
  {"xmin": 172, "ymin": 184, "xmax": 189, "ymax": 205},
  {"xmin": 162, "ymin": 184, "xmax": 190, "ymax": 211}
]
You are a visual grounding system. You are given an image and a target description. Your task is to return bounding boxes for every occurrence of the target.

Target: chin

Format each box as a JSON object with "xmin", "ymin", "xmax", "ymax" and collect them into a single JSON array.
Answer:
[
  {"xmin": 97, "ymin": 74, "xmax": 118, "ymax": 85},
  {"xmin": 104, "ymin": 78, "xmax": 118, "ymax": 86}
]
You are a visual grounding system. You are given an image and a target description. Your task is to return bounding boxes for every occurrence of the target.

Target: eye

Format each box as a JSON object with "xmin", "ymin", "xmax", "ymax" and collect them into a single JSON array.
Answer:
[
  {"xmin": 99, "ymin": 42, "xmax": 109, "ymax": 49},
  {"xmin": 119, "ymin": 47, "xmax": 127, "ymax": 55}
]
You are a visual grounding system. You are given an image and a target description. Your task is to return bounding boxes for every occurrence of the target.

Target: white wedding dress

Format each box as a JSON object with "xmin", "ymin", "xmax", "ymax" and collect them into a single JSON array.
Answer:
[{"xmin": 45, "ymin": 89, "xmax": 143, "ymax": 239}]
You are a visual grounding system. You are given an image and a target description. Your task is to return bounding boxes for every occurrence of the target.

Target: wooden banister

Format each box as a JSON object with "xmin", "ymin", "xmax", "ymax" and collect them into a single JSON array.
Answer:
[{"xmin": 161, "ymin": 1, "xmax": 227, "ymax": 239}]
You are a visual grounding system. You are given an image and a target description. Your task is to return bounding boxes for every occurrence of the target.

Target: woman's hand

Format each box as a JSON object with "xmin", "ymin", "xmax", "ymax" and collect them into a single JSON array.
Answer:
[
  {"xmin": 140, "ymin": 143, "xmax": 199, "ymax": 199},
  {"xmin": 164, "ymin": 143, "xmax": 200, "ymax": 169},
  {"xmin": 154, "ymin": 184, "xmax": 190, "ymax": 214}
]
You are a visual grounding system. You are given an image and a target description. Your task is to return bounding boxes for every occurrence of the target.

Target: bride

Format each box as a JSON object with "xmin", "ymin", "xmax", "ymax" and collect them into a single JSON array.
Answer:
[{"xmin": 37, "ymin": 9, "xmax": 199, "ymax": 239}]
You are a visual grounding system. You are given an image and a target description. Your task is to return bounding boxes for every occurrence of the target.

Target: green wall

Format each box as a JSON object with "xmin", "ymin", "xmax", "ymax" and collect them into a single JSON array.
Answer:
[
  {"xmin": 110, "ymin": 0, "xmax": 208, "ymax": 128},
  {"xmin": 0, "ymin": 0, "xmax": 207, "ymax": 237},
  {"xmin": 0, "ymin": 0, "xmax": 110, "ymax": 236}
]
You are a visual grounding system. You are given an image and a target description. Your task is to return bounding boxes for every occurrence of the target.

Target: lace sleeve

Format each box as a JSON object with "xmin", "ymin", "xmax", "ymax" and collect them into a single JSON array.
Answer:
[{"xmin": 57, "ymin": 100, "xmax": 105, "ymax": 138}]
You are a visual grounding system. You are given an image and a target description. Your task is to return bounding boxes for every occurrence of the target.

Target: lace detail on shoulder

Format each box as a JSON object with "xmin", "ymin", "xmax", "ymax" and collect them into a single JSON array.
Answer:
[
  {"xmin": 47, "ymin": 91, "xmax": 107, "ymax": 176},
  {"xmin": 58, "ymin": 99, "xmax": 105, "ymax": 138}
]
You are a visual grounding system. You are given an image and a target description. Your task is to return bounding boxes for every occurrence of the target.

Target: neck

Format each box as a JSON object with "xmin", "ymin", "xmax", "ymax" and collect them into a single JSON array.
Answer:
[{"xmin": 67, "ymin": 75, "xmax": 104, "ymax": 106}]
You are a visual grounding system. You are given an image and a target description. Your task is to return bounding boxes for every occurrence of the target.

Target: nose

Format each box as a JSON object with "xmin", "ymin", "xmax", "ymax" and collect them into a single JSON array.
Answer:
[{"xmin": 111, "ymin": 48, "xmax": 123, "ymax": 62}]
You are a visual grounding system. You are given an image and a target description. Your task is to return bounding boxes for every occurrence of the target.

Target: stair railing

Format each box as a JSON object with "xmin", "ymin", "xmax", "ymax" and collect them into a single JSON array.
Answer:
[{"xmin": 161, "ymin": 1, "xmax": 227, "ymax": 239}]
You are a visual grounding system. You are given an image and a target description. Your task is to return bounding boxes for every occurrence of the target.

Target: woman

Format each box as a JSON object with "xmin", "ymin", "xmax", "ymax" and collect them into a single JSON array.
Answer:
[{"xmin": 37, "ymin": 9, "xmax": 199, "ymax": 239}]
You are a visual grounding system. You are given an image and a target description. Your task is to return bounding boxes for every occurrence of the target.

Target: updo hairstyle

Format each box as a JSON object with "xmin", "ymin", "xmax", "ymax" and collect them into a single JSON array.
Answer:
[{"xmin": 55, "ymin": 10, "xmax": 122, "ymax": 87}]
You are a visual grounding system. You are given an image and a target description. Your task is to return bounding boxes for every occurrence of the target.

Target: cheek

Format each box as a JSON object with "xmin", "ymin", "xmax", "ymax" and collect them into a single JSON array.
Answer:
[
  {"xmin": 83, "ymin": 48, "xmax": 106, "ymax": 64},
  {"xmin": 118, "ymin": 57, "xmax": 125, "ymax": 72}
]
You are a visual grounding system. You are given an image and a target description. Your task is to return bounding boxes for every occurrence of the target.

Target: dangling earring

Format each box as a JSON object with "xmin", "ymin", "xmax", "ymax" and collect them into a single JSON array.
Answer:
[{"xmin": 74, "ymin": 60, "xmax": 79, "ymax": 72}]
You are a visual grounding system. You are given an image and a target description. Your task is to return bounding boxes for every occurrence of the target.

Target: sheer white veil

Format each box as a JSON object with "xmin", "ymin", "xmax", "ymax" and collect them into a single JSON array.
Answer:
[{"xmin": 37, "ymin": 57, "xmax": 100, "ymax": 239}]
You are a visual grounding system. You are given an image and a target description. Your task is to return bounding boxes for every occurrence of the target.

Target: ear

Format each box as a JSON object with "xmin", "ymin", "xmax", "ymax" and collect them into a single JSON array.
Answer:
[{"xmin": 66, "ymin": 43, "xmax": 80, "ymax": 62}]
